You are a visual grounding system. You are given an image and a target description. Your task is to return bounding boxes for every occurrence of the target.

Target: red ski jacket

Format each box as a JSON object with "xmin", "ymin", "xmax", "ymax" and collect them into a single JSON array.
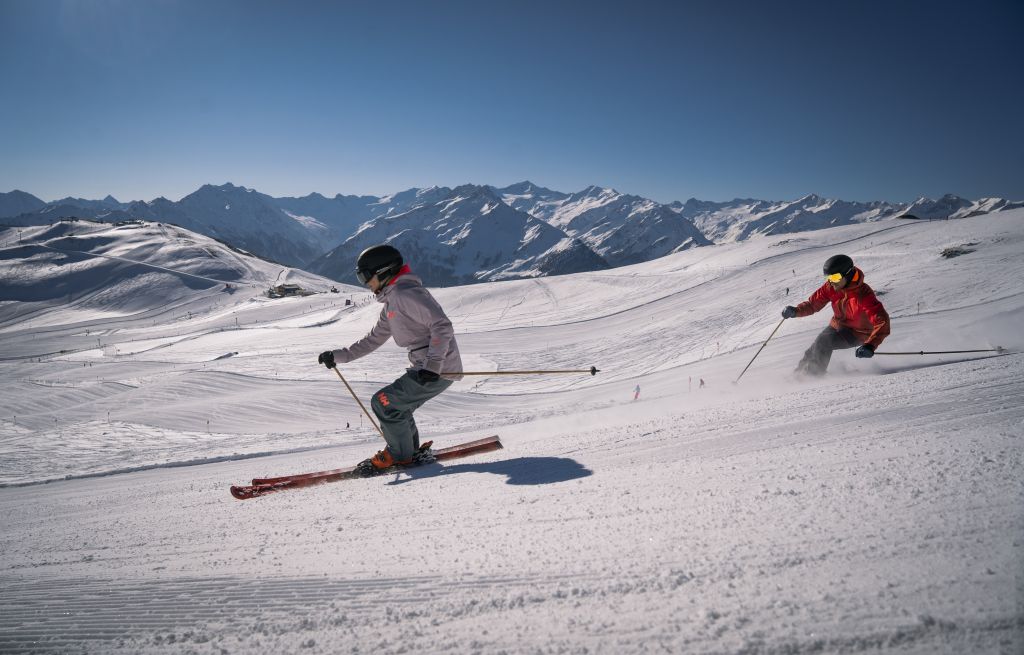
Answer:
[{"xmin": 795, "ymin": 267, "xmax": 891, "ymax": 348}]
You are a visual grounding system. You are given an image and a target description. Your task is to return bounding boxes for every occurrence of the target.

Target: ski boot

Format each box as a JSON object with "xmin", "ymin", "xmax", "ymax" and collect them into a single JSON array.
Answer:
[{"xmin": 408, "ymin": 440, "xmax": 436, "ymax": 466}]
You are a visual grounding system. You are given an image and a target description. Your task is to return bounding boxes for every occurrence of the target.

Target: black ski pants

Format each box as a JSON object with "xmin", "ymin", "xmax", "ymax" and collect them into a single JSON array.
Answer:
[{"xmin": 796, "ymin": 326, "xmax": 862, "ymax": 377}]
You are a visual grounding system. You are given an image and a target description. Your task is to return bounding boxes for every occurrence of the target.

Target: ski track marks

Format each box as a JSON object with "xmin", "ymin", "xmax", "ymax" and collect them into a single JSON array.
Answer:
[{"xmin": 1, "ymin": 573, "xmax": 1018, "ymax": 655}]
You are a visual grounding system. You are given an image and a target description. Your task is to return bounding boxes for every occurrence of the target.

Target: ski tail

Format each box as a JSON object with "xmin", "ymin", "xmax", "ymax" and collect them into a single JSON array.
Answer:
[{"xmin": 432, "ymin": 435, "xmax": 503, "ymax": 460}]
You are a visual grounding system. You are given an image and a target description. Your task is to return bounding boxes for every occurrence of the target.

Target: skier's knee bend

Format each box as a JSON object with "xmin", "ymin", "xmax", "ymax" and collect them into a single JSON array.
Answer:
[{"xmin": 371, "ymin": 389, "xmax": 403, "ymax": 422}]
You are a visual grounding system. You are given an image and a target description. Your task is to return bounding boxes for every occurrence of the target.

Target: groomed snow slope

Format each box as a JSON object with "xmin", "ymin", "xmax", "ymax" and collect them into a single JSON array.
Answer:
[{"xmin": 0, "ymin": 212, "xmax": 1021, "ymax": 654}]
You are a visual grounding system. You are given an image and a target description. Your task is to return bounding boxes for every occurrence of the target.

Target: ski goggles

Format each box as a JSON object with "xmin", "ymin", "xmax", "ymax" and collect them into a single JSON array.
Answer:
[
  {"xmin": 355, "ymin": 268, "xmax": 375, "ymax": 284},
  {"xmin": 825, "ymin": 272, "xmax": 844, "ymax": 283}
]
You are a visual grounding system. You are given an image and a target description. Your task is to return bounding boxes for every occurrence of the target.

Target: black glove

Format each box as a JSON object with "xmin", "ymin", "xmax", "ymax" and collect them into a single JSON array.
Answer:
[
  {"xmin": 855, "ymin": 344, "xmax": 875, "ymax": 358},
  {"xmin": 414, "ymin": 368, "xmax": 440, "ymax": 384},
  {"xmin": 318, "ymin": 350, "xmax": 336, "ymax": 369},
  {"xmin": 782, "ymin": 306, "xmax": 798, "ymax": 319}
]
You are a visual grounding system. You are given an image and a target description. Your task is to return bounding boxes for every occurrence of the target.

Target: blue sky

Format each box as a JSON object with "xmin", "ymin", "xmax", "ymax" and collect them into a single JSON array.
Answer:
[{"xmin": 2, "ymin": 0, "xmax": 1022, "ymax": 204}]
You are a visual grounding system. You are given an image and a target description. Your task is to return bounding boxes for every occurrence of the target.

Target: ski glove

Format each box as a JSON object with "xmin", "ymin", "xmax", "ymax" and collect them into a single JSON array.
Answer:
[
  {"xmin": 413, "ymin": 368, "xmax": 440, "ymax": 384},
  {"xmin": 318, "ymin": 350, "xmax": 336, "ymax": 369},
  {"xmin": 782, "ymin": 306, "xmax": 798, "ymax": 319},
  {"xmin": 855, "ymin": 344, "xmax": 875, "ymax": 358}
]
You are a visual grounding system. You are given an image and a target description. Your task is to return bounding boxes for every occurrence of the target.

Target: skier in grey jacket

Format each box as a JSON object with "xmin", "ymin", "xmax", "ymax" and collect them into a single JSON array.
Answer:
[{"xmin": 318, "ymin": 244, "xmax": 462, "ymax": 471}]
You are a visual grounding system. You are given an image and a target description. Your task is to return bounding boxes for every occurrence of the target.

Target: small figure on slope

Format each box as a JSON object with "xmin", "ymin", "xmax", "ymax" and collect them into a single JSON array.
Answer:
[
  {"xmin": 318, "ymin": 244, "xmax": 463, "ymax": 472},
  {"xmin": 782, "ymin": 254, "xmax": 890, "ymax": 377}
]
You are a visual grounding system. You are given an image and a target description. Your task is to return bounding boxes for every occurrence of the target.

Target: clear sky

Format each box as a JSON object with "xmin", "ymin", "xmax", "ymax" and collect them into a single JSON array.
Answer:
[{"xmin": 2, "ymin": 0, "xmax": 1022, "ymax": 204}]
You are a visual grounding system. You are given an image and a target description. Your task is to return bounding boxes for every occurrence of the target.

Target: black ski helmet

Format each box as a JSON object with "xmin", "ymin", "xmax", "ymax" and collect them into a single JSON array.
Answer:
[
  {"xmin": 356, "ymin": 244, "xmax": 403, "ymax": 286},
  {"xmin": 823, "ymin": 254, "xmax": 855, "ymax": 279}
]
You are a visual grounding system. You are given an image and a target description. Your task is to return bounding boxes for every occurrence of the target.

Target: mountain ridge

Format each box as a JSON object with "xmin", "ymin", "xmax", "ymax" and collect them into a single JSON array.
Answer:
[
  {"xmin": 308, "ymin": 184, "xmax": 609, "ymax": 287},
  {"xmin": 3, "ymin": 185, "xmax": 1021, "ymax": 286}
]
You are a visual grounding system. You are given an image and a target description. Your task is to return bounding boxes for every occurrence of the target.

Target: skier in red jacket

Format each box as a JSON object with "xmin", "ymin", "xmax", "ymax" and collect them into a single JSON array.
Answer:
[{"xmin": 782, "ymin": 254, "xmax": 890, "ymax": 376}]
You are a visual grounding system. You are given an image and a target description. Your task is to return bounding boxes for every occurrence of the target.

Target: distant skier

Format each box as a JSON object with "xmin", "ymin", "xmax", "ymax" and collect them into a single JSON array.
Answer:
[
  {"xmin": 633, "ymin": 384, "xmax": 641, "ymax": 401},
  {"xmin": 699, "ymin": 377, "xmax": 705, "ymax": 389},
  {"xmin": 318, "ymin": 244, "xmax": 462, "ymax": 472},
  {"xmin": 782, "ymin": 254, "xmax": 890, "ymax": 377}
]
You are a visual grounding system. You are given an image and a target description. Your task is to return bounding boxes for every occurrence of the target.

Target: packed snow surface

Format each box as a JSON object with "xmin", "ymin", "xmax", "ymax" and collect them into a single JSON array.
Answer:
[{"xmin": 0, "ymin": 212, "xmax": 1022, "ymax": 653}]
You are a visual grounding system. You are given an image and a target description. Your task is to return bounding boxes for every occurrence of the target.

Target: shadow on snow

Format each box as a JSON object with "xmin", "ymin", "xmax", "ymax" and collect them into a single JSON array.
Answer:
[{"xmin": 386, "ymin": 456, "xmax": 593, "ymax": 486}]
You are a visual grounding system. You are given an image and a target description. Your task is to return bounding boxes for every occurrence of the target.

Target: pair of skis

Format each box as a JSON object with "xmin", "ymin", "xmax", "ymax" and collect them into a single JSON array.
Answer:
[{"xmin": 229, "ymin": 435, "xmax": 502, "ymax": 500}]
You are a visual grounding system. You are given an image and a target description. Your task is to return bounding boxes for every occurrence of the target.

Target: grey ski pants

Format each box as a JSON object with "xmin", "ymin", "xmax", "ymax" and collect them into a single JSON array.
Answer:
[
  {"xmin": 796, "ymin": 326, "xmax": 861, "ymax": 377},
  {"xmin": 370, "ymin": 371, "xmax": 453, "ymax": 461}
]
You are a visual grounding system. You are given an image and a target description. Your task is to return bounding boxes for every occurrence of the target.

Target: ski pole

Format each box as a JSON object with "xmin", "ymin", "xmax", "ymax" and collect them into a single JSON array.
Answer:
[
  {"xmin": 873, "ymin": 347, "xmax": 1006, "ymax": 356},
  {"xmin": 441, "ymin": 366, "xmax": 600, "ymax": 377},
  {"xmin": 733, "ymin": 318, "xmax": 787, "ymax": 384},
  {"xmin": 331, "ymin": 367, "xmax": 385, "ymax": 439}
]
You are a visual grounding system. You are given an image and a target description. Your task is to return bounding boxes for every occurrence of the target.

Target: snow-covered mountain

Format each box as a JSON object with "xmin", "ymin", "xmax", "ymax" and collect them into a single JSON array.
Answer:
[
  {"xmin": 273, "ymin": 187, "xmax": 455, "ymax": 244},
  {"xmin": 309, "ymin": 185, "xmax": 609, "ymax": 286},
  {"xmin": 2, "ymin": 185, "xmax": 325, "ymax": 267},
  {"xmin": 162, "ymin": 183, "xmax": 325, "ymax": 266},
  {"xmin": 497, "ymin": 183, "xmax": 711, "ymax": 266},
  {"xmin": 493, "ymin": 180, "xmax": 571, "ymax": 218},
  {"xmin": 285, "ymin": 182, "xmax": 712, "ymax": 274},
  {"xmin": 899, "ymin": 194, "xmax": 975, "ymax": 220},
  {"xmin": 1, "ymin": 185, "xmax": 461, "ymax": 269},
  {"xmin": 0, "ymin": 202, "xmax": 138, "ymax": 227},
  {"xmin": 366, "ymin": 185, "xmax": 454, "ymax": 218},
  {"xmin": 0, "ymin": 192, "xmax": 135, "ymax": 225},
  {"xmin": 0, "ymin": 190, "xmax": 48, "ymax": 218},
  {"xmin": 670, "ymin": 195, "xmax": 905, "ymax": 243},
  {"xmin": 0, "ymin": 218, "xmax": 339, "ymax": 325},
  {"xmin": 6, "ymin": 184, "xmax": 1023, "ymax": 282},
  {"xmin": 958, "ymin": 197, "xmax": 1024, "ymax": 217},
  {"xmin": 50, "ymin": 194, "xmax": 128, "ymax": 213},
  {"xmin": 899, "ymin": 193, "xmax": 1024, "ymax": 220},
  {"xmin": 272, "ymin": 192, "xmax": 381, "ymax": 243},
  {"xmin": 93, "ymin": 184, "xmax": 326, "ymax": 267}
]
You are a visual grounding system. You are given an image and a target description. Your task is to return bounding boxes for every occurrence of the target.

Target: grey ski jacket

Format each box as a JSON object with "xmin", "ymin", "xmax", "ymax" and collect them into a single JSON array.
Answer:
[{"xmin": 332, "ymin": 270, "xmax": 462, "ymax": 377}]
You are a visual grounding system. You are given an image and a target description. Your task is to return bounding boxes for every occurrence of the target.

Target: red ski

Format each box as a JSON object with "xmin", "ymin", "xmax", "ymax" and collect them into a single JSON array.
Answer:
[{"xmin": 230, "ymin": 436, "xmax": 502, "ymax": 500}]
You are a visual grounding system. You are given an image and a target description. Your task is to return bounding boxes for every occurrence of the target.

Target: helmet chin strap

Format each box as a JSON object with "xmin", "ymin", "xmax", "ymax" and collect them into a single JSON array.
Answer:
[
  {"xmin": 371, "ymin": 265, "xmax": 400, "ymax": 291},
  {"xmin": 380, "ymin": 263, "xmax": 410, "ymax": 288},
  {"xmin": 375, "ymin": 271, "xmax": 394, "ymax": 288}
]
